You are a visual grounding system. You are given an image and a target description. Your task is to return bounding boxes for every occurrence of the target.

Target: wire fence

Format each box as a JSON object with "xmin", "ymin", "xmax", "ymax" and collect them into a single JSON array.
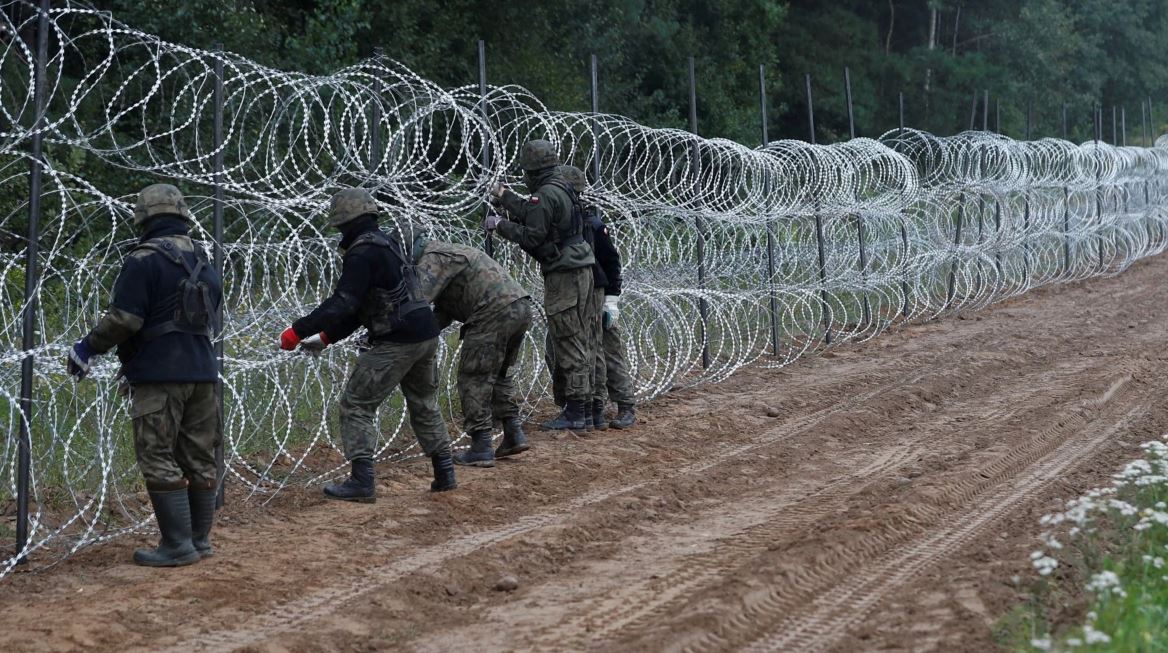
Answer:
[{"xmin": 2, "ymin": 0, "xmax": 1167, "ymax": 580}]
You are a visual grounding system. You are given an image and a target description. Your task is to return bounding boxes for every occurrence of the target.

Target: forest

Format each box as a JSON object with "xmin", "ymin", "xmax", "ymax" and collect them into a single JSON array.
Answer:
[{"xmin": 56, "ymin": 0, "xmax": 1168, "ymax": 146}]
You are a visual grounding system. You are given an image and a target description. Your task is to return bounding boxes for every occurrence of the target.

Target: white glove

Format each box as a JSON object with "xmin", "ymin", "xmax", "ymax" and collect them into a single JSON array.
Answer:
[
  {"xmin": 298, "ymin": 333, "xmax": 327, "ymax": 355},
  {"xmin": 603, "ymin": 295, "xmax": 620, "ymax": 328}
]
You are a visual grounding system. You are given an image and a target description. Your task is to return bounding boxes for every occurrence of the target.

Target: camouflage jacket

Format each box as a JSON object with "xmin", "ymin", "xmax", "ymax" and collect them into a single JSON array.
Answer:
[
  {"xmin": 496, "ymin": 168, "xmax": 595, "ymax": 274},
  {"xmin": 415, "ymin": 239, "xmax": 530, "ymax": 327}
]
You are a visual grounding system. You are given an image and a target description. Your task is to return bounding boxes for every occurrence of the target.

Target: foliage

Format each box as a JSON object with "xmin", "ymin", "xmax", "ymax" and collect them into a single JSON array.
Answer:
[
  {"xmin": 48, "ymin": 0, "xmax": 1164, "ymax": 147},
  {"xmin": 1000, "ymin": 438, "xmax": 1168, "ymax": 651}
]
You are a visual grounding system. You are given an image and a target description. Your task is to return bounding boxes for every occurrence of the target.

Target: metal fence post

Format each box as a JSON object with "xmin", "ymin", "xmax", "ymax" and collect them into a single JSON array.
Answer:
[
  {"xmin": 805, "ymin": 73, "xmax": 832, "ymax": 344},
  {"xmin": 843, "ymin": 67, "xmax": 870, "ymax": 328},
  {"xmin": 947, "ymin": 195, "xmax": 964, "ymax": 308},
  {"xmin": 370, "ymin": 48, "xmax": 383, "ymax": 173},
  {"xmin": 590, "ymin": 54, "xmax": 601, "ymax": 184},
  {"xmin": 1095, "ymin": 104, "xmax": 1105, "ymax": 272},
  {"xmin": 1025, "ymin": 101, "xmax": 1032, "ymax": 140},
  {"xmin": 898, "ymin": 91, "xmax": 910, "ymax": 319},
  {"xmin": 759, "ymin": 65, "xmax": 779, "ymax": 356},
  {"xmin": 688, "ymin": 57, "xmax": 710, "ymax": 368},
  {"xmin": 1062, "ymin": 103, "xmax": 1068, "ymax": 141},
  {"xmin": 969, "ymin": 90, "xmax": 978, "ymax": 131},
  {"xmin": 478, "ymin": 40, "xmax": 494, "ymax": 257},
  {"xmin": 212, "ymin": 44, "xmax": 227, "ymax": 508},
  {"xmin": 1142, "ymin": 101, "xmax": 1149, "ymax": 146},
  {"xmin": 16, "ymin": 0, "xmax": 51, "ymax": 563},
  {"xmin": 1121, "ymin": 106, "xmax": 1126, "ymax": 147},
  {"xmin": 982, "ymin": 90, "xmax": 989, "ymax": 131},
  {"xmin": 1063, "ymin": 185, "xmax": 1072, "ymax": 272}
]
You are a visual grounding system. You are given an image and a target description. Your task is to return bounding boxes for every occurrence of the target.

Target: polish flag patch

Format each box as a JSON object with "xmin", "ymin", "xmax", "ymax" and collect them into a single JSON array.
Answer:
[{"xmin": 528, "ymin": 196, "xmax": 540, "ymax": 205}]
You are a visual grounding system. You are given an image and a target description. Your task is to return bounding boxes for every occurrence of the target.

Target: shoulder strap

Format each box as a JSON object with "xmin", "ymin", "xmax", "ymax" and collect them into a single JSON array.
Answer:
[
  {"xmin": 540, "ymin": 181, "xmax": 585, "ymax": 244},
  {"xmin": 134, "ymin": 238, "xmax": 203, "ymax": 278}
]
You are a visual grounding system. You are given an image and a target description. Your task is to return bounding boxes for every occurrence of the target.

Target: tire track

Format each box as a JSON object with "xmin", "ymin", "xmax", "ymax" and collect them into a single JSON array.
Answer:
[
  {"xmin": 157, "ymin": 359, "xmax": 954, "ymax": 653},
  {"xmin": 523, "ymin": 355, "xmax": 1099, "ymax": 651},
  {"xmin": 671, "ymin": 370, "xmax": 1146, "ymax": 653},
  {"xmin": 746, "ymin": 388, "xmax": 1146, "ymax": 653},
  {"xmin": 523, "ymin": 445, "xmax": 916, "ymax": 651}
]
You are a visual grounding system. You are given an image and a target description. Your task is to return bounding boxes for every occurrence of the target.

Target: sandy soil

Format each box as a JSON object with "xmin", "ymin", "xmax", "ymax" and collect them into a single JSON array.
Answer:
[{"xmin": 3, "ymin": 255, "xmax": 1168, "ymax": 653}]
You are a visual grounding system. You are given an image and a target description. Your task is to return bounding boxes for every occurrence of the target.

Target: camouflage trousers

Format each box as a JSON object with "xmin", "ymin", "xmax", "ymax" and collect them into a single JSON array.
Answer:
[
  {"xmin": 339, "ymin": 338, "xmax": 450, "ymax": 460},
  {"xmin": 129, "ymin": 382, "xmax": 220, "ymax": 489},
  {"xmin": 549, "ymin": 289, "xmax": 636, "ymax": 408},
  {"xmin": 543, "ymin": 268, "xmax": 595, "ymax": 402},
  {"xmin": 458, "ymin": 298, "xmax": 533, "ymax": 433},
  {"xmin": 597, "ymin": 321, "xmax": 637, "ymax": 408}
]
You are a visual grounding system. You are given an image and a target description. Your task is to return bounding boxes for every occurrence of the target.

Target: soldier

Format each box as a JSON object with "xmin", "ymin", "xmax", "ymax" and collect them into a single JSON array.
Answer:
[
  {"xmin": 557, "ymin": 165, "xmax": 637, "ymax": 430},
  {"xmin": 487, "ymin": 139, "xmax": 596, "ymax": 431},
  {"xmin": 277, "ymin": 188, "xmax": 454, "ymax": 500},
  {"xmin": 66, "ymin": 183, "xmax": 223, "ymax": 567},
  {"xmin": 409, "ymin": 223, "xmax": 534, "ymax": 466}
]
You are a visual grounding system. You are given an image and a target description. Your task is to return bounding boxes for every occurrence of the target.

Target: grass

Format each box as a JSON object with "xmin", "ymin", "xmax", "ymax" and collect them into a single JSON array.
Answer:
[{"xmin": 997, "ymin": 438, "xmax": 1168, "ymax": 652}]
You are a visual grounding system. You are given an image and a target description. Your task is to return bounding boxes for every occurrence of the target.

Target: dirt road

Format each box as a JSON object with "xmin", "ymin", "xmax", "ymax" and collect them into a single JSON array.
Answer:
[{"xmin": 4, "ymin": 255, "xmax": 1168, "ymax": 653}]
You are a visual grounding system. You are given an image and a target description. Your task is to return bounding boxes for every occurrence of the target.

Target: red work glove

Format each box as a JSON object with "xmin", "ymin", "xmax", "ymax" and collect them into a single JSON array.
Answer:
[{"xmin": 279, "ymin": 327, "xmax": 301, "ymax": 351}]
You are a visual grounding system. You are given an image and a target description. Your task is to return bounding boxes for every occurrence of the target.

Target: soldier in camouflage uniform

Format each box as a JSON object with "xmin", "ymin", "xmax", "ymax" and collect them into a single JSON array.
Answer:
[
  {"xmin": 66, "ymin": 183, "xmax": 223, "ymax": 567},
  {"xmin": 278, "ymin": 189, "xmax": 454, "ymax": 500},
  {"xmin": 556, "ymin": 166, "xmax": 637, "ymax": 429},
  {"xmin": 410, "ymin": 225, "xmax": 534, "ymax": 466},
  {"xmin": 487, "ymin": 140, "xmax": 596, "ymax": 431}
]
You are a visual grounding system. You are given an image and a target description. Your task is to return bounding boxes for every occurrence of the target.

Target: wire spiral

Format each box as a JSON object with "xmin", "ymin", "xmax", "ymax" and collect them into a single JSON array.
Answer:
[{"xmin": 2, "ymin": 2, "xmax": 1167, "ymax": 578}]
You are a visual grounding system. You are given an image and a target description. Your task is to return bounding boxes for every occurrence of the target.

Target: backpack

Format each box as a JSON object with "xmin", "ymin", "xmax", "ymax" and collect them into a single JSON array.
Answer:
[
  {"xmin": 345, "ymin": 230, "xmax": 430, "ymax": 336},
  {"xmin": 134, "ymin": 238, "xmax": 216, "ymax": 342}
]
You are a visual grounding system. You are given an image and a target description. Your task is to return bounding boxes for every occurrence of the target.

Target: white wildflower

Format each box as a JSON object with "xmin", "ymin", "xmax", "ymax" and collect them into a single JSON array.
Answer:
[
  {"xmin": 1083, "ymin": 624, "xmax": 1111, "ymax": 644},
  {"xmin": 1030, "ymin": 637, "xmax": 1052, "ymax": 651},
  {"xmin": 1085, "ymin": 571, "xmax": 1127, "ymax": 597},
  {"xmin": 1032, "ymin": 555, "xmax": 1059, "ymax": 576}
]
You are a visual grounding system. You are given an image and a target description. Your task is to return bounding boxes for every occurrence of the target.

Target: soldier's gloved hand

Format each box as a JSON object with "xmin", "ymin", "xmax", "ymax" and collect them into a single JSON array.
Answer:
[
  {"xmin": 353, "ymin": 332, "xmax": 373, "ymax": 352},
  {"xmin": 603, "ymin": 295, "xmax": 620, "ymax": 329},
  {"xmin": 489, "ymin": 182, "xmax": 506, "ymax": 198},
  {"xmin": 278, "ymin": 327, "xmax": 301, "ymax": 351},
  {"xmin": 66, "ymin": 338, "xmax": 94, "ymax": 381},
  {"xmin": 298, "ymin": 332, "xmax": 329, "ymax": 354},
  {"xmin": 484, "ymin": 213, "xmax": 505, "ymax": 231}
]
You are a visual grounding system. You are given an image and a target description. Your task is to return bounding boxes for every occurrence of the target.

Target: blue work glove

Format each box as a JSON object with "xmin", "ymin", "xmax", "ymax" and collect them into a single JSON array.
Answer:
[
  {"xmin": 483, "ymin": 212, "xmax": 505, "ymax": 231},
  {"xmin": 67, "ymin": 338, "xmax": 94, "ymax": 381}
]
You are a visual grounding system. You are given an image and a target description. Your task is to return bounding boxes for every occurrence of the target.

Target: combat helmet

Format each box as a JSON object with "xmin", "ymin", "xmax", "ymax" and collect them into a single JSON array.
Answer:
[
  {"xmin": 519, "ymin": 139, "xmax": 561, "ymax": 171},
  {"xmin": 327, "ymin": 188, "xmax": 380, "ymax": 228},
  {"xmin": 133, "ymin": 183, "xmax": 192, "ymax": 228},
  {"xmin": 557, "ymin": 165, "xmax": 587, "ymax": 193}
]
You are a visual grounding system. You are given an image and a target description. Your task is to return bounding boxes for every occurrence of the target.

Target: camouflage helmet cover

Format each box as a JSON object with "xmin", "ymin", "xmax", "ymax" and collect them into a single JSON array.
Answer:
[
  {"xmin": 327, "ymin": 188, "xmax": 379, "ymax": 228},
  {"xmin": 557, "ymin": 165, "xmax": 587, "ymax": 193},
  {"xmin": 133, "ymin": 183, "xmax": 192, "ymax": 227},
  {"xmin": 519, "ymin": 139, "xmax": 561, "ymax": 170}
]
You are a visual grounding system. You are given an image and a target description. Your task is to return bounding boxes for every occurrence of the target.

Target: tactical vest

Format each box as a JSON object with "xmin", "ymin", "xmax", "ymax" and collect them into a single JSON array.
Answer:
[
  {"xmin": 133, "ymin": 237, "xmax": 216, "ymax": 343},
  {"xmin": 346, "ymin": 230, "xmax": 430, "ymax": 337},
  {"xmin": 525, "ymin": 180, "xmax": 586, "ymax": 265}
]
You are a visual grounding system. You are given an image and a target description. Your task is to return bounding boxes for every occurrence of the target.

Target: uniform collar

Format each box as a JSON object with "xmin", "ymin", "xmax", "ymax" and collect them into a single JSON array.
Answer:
[
  {"xmin": 139, "ymin": 215, "xmax": 190, "ymax": 242},
  {"xmin": 338, "ymin": 218, "xmax": 379, "ymax": 251}
]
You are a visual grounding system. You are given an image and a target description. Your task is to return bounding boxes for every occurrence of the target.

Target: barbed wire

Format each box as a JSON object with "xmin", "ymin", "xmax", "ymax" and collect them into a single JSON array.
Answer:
[{"xmin": 1, "ymin": 1, "xmax": 1166, "ymax": 579}]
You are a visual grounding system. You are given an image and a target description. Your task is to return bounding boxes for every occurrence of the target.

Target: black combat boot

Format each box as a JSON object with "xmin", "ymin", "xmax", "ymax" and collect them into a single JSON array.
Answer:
[
  {"xmin": 610, "ymin": 404, "xmax": 637, "ymax": 429},
  {"xmin": 430, "ymin": 453, "xmax": 458, "ymax": 492},
  {"xmin": 133, "ymin": 483, "xmax": 201, "ymax": 568},
  {"xmin": 453, "ymin": 431, "xmax": 496, "ymax": 467},
  {"xmin": 323, "ymin": 457, "xmax": 376, "ymax": 503},
  {"xmin": 582, "ymin": 400, "xmax": 594, "ymax": 432},
  {"xmin": 539, "ymin": 399, "xmax": 587, "ymax": 431},
  {"xmin": 495, "ymin": 418, "xmax": 530, "ymax": 458},
  {"xmin": 592, "ymin": 399, "xmax": 609, "ymax": 431},
  {"xmin": 188, "ymin": 478, "xmax": 217, "ymax": 559}
]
